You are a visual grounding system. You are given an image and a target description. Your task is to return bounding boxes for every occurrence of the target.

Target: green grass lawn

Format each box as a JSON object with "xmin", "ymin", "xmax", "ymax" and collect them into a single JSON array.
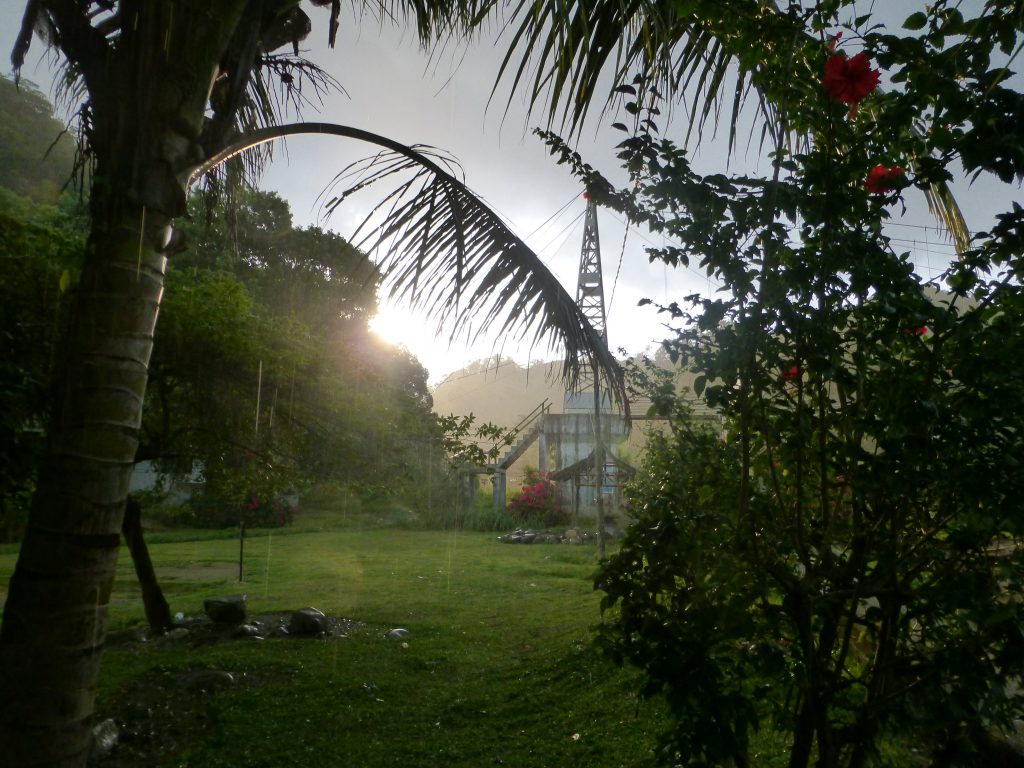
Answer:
[{"xmin": 0, "ymin": 513, "xmax": 668, "ymax": 767}]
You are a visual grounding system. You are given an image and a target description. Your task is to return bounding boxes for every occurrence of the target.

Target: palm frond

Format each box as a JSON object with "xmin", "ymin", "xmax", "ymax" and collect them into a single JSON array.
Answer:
[
  {"xmin": 11, "ymin": 0, "xmax": 42, "ymax": 79},
  {"xmin": 189, "ymin": 123, "xmax": 626, "ymax": 406},
  {"xmin": 490, "ymin": 0, "xmax": 753, "ymax": 140},
  {"xmin": 923, "ymin": 180, "xmax": 971, "ymax": 255},
  {"xmin": 198, "ymin": 30, "xmax": 343, "ymax": 216},
  {"xmin": 492, "ymin": 1, "xmax": 974, "ymax": 254}
]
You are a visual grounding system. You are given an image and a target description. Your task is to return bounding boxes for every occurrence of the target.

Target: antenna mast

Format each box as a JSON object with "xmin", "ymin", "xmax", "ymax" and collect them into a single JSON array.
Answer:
[
  {"xmin": 577, "ymin": 191, "xmax": 607, "ymax": 343},
  {"xmin": 566, "ymin": 191, "xmax": 608, "ymax": 406}
]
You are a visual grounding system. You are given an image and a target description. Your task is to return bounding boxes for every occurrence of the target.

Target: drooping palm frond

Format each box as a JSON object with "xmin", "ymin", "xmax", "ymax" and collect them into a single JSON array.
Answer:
[
  {"xmin": 490, "ymin": 0, "xmax": 972, "ymax": 254},
  {"xmin": 189, "ymin": 122, "xmax": 626, "ymax": 406},
  {"xmin": 11, "ymin": 0, "xmax": 43, "ymax": 79},
  {"xmin": 489, "ymin": 0, "xmax": 778, "ymax": 148},
  {"xmin": 199, "ymin": 52, "xmax": 345, "ymax": 217},
  {"xmin": 923, "ymin": 176, "xmax": 971, "ymax": 255}
]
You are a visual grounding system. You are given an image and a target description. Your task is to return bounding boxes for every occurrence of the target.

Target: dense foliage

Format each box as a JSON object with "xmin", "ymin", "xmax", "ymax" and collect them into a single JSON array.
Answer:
[
  {"xmin": 0, "ymin": 76, "xmax": 76, "ymax": 204},
  {"xmin": 0, "ymin": 83, "xmax": 454, "ymax": 535},
  {"xmin": 541, "ymin": 2, "xmax": 1024, "ymax": 766},
  {"xmin": 0, "ymin": 189, "xmax": 86, "ymax": 538},
  {"xmin": 138, "ymin": 188, "xmax": 455, "ymax": 526},
  {"xmin": 0, "ymin": 78, "xmax": 86, "ymax": 538}
]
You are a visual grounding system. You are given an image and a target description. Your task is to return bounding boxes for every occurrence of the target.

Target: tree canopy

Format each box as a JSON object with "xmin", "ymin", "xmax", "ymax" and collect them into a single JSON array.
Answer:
[
  {"xmin": 0, "ymin": 76, "xmax": 76, "ymax": 203},
  {"xmin": 574, "ymin": 2, "xmax": 1024, "ymax": 765}
]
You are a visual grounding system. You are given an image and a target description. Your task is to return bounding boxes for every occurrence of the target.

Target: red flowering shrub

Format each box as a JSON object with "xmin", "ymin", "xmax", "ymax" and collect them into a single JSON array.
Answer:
[
  {"xmin": 781, "ymin": 364, "xmax": 801, "ymax": 381},
  {"xmin": 865, "ymin": 163, "xmax": 904, "ymax": 193},
  {"xmin": 506, "ymin": 470, "xmax": 567, "ymax": 527},
  {"xmin": 241, "ymin": 491, "xmax": 294, "ymax": 528},
  {"xmin": 823, "ymin": 51, "xmax": 880, "ymax": 106}
]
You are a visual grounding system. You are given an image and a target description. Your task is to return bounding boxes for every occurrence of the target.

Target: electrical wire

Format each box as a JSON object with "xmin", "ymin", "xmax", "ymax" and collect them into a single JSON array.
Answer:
[{"xmin": 607, "ymin": 215, "xmax": 629, "ymax": 313}]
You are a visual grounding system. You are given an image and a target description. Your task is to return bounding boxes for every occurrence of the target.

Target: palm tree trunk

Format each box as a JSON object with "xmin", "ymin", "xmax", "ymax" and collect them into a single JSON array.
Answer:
[
  {"xmin": 0, "ymin": 197, "xmax": 169, "ymax": 766},
  {"xmin": 0, "ymin": 4, "xmax": 250, "ymax": 762}
]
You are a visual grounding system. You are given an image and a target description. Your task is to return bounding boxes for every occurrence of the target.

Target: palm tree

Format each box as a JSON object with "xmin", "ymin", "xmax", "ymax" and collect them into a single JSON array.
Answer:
[
  {"xmin": 0, "ymin": 3, "xmax": 622, "ymax": 763},
  {"xmin": 0, "ymin": 1, "xmax": 970, "ymax": 764}
]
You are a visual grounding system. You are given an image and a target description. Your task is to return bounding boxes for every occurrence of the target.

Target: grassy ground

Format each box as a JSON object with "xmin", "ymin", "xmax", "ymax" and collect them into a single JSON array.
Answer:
[{"xmin": 0, "ymin": 508, "xmax": 668, "ymax": 767}]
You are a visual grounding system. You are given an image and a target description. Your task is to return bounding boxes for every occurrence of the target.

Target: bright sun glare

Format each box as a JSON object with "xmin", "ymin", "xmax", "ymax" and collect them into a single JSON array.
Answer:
[
  {"xmin": 368, "ymin": 301, "xmax": 534, "ymax": 386},
  {"xmin": 368, "ymin": 303, "xmax": 462, "ymax": 385}
]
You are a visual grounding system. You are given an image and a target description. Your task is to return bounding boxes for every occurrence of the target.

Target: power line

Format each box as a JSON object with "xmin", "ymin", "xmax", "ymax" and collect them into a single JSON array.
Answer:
[
  {"xmin": 603, "ymin": 209, "xmax": 725, "ymax": 290},
  {"xmin": 607, "ymin": 217, "xmax": 629, "ymax": 313},
  {"xmin": 885, "ymin": 219, "xmax": 982, "ymax": 236},
  {"xmin": 535, "ymin": 209, "xmax": 585, "ymax": 256},
  {"xmin": 524, "ymin": 192, "xmax": 583, "ymax": 241}
]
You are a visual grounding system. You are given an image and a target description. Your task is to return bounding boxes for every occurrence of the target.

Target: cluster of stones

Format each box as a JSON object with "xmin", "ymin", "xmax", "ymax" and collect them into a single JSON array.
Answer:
[
  {"xmin": 498, "ymin": 527, "xmax": 594, "ymax": 544},
  {"xmin": 89, "ymin": 599, "xmax": 356, "ymax": 761},
  {"xmin": 199, "ymin": 595, "xmax": 332, "ymax": 639}
]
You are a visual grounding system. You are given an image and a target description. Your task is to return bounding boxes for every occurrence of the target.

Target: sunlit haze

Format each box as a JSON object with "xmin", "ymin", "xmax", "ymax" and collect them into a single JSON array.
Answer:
[{"xmin": 2, "ymin": 0, "xmax": 1010, "ymax": 385}]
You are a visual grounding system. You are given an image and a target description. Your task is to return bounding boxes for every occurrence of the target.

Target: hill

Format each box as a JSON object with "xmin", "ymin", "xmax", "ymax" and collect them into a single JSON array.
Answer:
[{"xmin": 430, "ymin": 357, "xmax": 567, "ymax": 428}]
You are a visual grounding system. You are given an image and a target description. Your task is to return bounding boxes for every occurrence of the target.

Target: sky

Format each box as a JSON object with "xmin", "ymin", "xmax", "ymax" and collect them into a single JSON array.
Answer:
[
  {"xmin": 3, "ymin": 1, "xmax": 1018, "ymax": 384},
  {"xmin": 252, "ymin": 10, "xmax": 715, "ymax": 383}
]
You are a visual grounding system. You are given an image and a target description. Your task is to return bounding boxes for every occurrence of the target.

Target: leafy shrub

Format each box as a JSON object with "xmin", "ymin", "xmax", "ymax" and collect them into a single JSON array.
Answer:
[
  {"xmin": 181, "ymin": 488, "xmax": 295, "ymax": 529},
  {"xmin": 507, "ymin": 469, "xmax": 568, "ymax": 528},
  {"xmin": 241, "ymin": 492, "xmax": 295, "ymax": 528},
  {"xmin": 578, "ymin": 4, "xmax": 1024, "ymax": 765}
]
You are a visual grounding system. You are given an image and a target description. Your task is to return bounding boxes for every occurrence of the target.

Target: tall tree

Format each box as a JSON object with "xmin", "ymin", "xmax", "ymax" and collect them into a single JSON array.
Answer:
[
  {"xmin": 143, "ymin": 188, "xmax": 441, "ymax": 523},
  {"xmin": 0, "ymin": 76, "xmax": 76, "ymax": 203},
  {"xmin": 0, "ymin": 188, "xmax": 84, "ymax": 540},
  {"xmin": 0, "ymin": 3, "xmax": 622, "ymax": 764},
  {"xmin": 571, "ymin": 2, "xmax": 1024, "ymax": 764}
]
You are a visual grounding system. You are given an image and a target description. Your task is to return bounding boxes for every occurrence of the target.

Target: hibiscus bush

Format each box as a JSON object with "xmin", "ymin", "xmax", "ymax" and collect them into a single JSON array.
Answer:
[
  {"xmin": 507, "ymin": 468, "xmax": 567, "ymax": 527},
  {"xmin": 545, "ymin": 2, "xmax": 1024, "ymax": 766}
]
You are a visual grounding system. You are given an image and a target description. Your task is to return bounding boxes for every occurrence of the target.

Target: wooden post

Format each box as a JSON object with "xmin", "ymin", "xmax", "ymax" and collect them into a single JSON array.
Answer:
[
  {"xmin": 593, "ymin": 363, "xmax": 606, "ymax": 559},
  {"xmin": 493, "ymin": 469, "xmax": 506, "ymax": 511},
  {"xmin": 239, "ymin": 520, "xmax": 245, "ymax": 582}
]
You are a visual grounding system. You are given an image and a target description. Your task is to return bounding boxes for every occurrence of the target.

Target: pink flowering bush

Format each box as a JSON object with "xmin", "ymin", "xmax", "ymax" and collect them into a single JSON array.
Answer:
[
  {"xmin": 506, "ymin": 469, "xmax": 567, "ymax": 527},
  {"xmin": 242, "ymin": 491, "xmax": 295, "ymax": 528}
]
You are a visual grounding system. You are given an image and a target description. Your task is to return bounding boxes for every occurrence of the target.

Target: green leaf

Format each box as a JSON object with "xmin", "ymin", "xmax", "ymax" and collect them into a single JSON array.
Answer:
[
  {"xmin": 903, "ymin": 12, "xmax": 927, "ymax": 30},
  {"xmin": 698, "ymin": 484, "xmax": 714, "ymax": 504},
  {"xmin": 59, "ymin": 269, "xmax": 71, "ymax": 294}
]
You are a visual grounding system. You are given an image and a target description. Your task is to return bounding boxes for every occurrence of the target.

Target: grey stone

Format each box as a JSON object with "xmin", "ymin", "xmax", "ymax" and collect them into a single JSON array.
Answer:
[
  {"xmin": 232, "ymin": 623, "xmax": 262, "ymax": 639},
  {"xmin": 88, "ymin": 718, "xmax": 119, "ymax": 766},
  {"xmin": 160, "ymin": 627, "xmax": 190, "ymax": 642},
  {"xmin": 203, "ymin": 595, "xmax": 248, "ymax": 625},
  {"xmin": 289, "ymin": 607, "xmax": 328, "ymax": 636}
]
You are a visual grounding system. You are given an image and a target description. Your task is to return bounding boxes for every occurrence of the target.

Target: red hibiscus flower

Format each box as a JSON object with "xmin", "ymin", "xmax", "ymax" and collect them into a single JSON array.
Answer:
[
  {"xmin": 782, "ymin": 364, "xmax": 801, "ymax": 381},
  {"xmin": 905, "ymin": 324, "xmax": 928, "ymax": 336},
  {"xmin": 823, "ymin": 52, "xmax": 880, "ymax": 106},
  {"xmin": 866, "ymin": 164, "xmax": 904, "ymax": 194}
]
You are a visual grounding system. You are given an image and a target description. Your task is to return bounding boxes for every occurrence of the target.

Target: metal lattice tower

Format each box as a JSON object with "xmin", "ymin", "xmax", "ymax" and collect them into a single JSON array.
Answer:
[
  {"xmin": 565, "ymin": 192, "xmax": 608, "ymax": 408},
  {"xmin": 577, "ymin": 192, "xmax": 607, "ymax": 342}
]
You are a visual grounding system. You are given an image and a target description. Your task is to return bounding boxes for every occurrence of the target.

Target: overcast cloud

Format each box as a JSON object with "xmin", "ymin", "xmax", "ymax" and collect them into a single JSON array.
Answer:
[{"xmin": 3, "ymin": 1, "xmax": 1017, "ymax": 382}]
